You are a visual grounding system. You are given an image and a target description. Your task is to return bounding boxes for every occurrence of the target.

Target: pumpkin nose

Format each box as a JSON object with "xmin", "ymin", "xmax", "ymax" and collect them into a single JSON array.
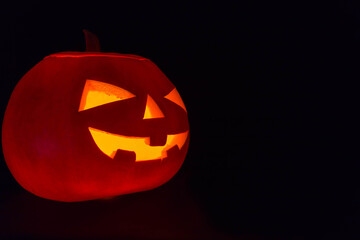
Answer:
[{"xmin": 143, "ymin": 95, "xmax": 165, "ymax": 119}]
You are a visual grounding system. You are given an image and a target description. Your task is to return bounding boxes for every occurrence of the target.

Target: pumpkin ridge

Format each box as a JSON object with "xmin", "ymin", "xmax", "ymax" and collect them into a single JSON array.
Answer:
[{"xmin": 44, "ymin": 52, "xmax": 148, "ymax": 61}]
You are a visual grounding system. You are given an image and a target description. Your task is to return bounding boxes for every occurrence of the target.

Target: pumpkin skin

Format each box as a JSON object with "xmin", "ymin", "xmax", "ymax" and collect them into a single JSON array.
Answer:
[{"xmin": 2, "ymin": 51, "xmax": 189, "ymax": 202}]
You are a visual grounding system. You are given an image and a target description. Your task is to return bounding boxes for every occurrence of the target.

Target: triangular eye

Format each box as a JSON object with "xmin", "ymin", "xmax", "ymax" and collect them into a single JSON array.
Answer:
[
  {"xmin": 164, "ymin": 88, "xmax": 187, "ymax": 113},
  {"xmin": 143, "ymin": 95, "xmax": 165, "ymax": 119},
  {"xmin": 79, "ymin": 79, "xmax": 135, "ymax": 112}
]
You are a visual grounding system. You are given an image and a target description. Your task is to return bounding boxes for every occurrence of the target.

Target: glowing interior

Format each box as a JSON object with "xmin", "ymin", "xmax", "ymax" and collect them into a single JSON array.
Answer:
[
  {"xmin": 88, "ymin": 127, "xmax": 189, "ymax": 161},
  {"xmin": 79, "ymin": 80, "xmax": 136, "ymax": 111},
  {"xmin": 164, "ymin": 88, "xmax": 187, "ymax": 112},
  {"xmin": 143, "ymin": 95, "xmax": 165, "ymax": 119}
]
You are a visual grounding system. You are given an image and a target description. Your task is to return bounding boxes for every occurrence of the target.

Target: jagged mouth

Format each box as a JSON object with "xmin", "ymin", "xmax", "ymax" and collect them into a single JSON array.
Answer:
[{"xmin": 88, "ymin": 127, "xmax": 189, "ymax": 161}]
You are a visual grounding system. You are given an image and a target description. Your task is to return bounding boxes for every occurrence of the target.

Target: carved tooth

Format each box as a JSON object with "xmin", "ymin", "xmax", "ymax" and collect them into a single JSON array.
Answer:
[
  {"xmin": 149, "ymin": 134, "xmax": 167, "ymax": 146},
  {"xmin": 113, "ymin": 149, "xmax": 136, "ymax": 164},
  {"xmin": 165, "ymin": 145, "xmax": 180, "ymax": 159}
]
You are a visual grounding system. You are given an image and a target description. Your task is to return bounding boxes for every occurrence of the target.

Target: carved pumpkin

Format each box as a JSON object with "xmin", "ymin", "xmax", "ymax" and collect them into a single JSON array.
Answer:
[{"xmin": 2, "ymin": 31, "xmax": 189, "ymax": 202}]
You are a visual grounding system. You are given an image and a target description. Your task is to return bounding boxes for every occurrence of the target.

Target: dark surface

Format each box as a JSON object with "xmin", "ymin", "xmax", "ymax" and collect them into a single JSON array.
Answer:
[{"xmin": 0, "ymin": 1, "xmax": 360, "ymax": 239}]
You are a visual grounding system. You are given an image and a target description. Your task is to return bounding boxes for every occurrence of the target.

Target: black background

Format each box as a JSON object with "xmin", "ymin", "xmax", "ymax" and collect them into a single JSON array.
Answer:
[{"xmin": 1, "ymin": 1, "xmax": 360, "ymax": 239}]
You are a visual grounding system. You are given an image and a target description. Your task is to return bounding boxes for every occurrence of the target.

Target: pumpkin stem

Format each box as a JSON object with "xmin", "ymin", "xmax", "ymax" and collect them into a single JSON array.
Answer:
[{"xmin": 83, "ymin": 29, "xmax": 101, "ymax": 52}]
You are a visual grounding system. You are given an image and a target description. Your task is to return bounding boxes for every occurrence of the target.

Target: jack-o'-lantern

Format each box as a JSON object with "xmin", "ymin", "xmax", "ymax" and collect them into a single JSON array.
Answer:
[{"xmin": 1, "ymin": 31, "xmax": 190, "ymax": 202}]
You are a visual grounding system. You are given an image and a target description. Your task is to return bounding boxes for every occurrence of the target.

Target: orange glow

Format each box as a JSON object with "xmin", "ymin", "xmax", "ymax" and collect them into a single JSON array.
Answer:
[
  {"xmin": 143, "ymin": 95, "xmax": 165, "ymax": 119},
  {"xmin": 79, "ymin": 80, "xmax": 135, "ymax": 111},
  {"xmin": 88, "ymin": 127, "xmax": 189, "ymax": 161},
  {"xmin": 164, "ymin": 88, "xmax": 187, "ymax": 112}
]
